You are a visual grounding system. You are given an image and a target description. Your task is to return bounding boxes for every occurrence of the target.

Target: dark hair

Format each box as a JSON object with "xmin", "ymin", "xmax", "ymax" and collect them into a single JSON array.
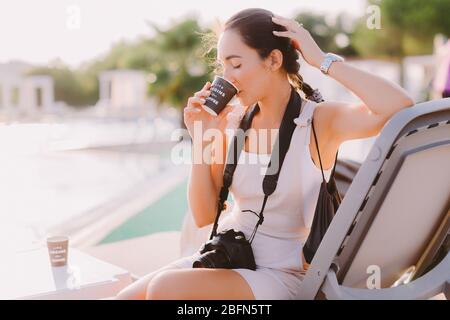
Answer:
[{"xmin": 216, "ymin": 8, "xmax": 323, "ymax": 103}]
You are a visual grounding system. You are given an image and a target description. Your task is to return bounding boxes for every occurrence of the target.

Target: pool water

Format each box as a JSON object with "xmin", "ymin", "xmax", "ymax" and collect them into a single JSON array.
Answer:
[{"xmin": 99, "ymin": 178, "xmax": 189, "ymax": 244}]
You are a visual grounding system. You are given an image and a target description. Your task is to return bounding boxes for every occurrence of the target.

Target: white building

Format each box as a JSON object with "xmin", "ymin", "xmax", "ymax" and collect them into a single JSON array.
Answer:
[
  {"xmin": 0, "ymin": 62, "xmax": 55, "ymax": 119},
  {"xmin": 97, "ymin": 70, "xmax": 156, "ymax": 118}
]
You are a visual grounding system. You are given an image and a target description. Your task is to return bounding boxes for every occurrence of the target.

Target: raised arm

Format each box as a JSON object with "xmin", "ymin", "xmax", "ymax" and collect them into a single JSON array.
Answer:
[
  {"xmin": 184, "ymin": 82, "xmax": 234, "ymax": 228},
  {"xmin": 272, "ymin": 14, "xmax": 414, "ymax": 143},
  {"xmin": 319, "ymin": 61, "xmax": 414, "ymax": 142}
]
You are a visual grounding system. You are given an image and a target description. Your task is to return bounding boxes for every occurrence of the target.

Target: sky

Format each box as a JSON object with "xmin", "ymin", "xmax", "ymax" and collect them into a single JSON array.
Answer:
[{"xmin": 0, "ymin": 0, "xmax": 366, "ymax": 68}]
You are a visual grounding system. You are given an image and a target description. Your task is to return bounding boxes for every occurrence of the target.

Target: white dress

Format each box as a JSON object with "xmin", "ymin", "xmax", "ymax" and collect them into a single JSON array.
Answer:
[{"xmin": 166, "ymin": 99, "xmax": 333, "ymax": 299}]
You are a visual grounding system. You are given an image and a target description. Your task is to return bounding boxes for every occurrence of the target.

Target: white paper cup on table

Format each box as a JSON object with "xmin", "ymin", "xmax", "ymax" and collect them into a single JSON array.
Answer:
[{"xmin": 46, "ymin": 236, "xmax": 69, "ymax": 267}]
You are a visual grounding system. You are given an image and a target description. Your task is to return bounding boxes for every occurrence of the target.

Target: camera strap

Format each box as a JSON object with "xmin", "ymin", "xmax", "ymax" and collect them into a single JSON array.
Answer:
[{"xmin": 209, "ymin": 87, "xmax": 303, "ymax": 243}]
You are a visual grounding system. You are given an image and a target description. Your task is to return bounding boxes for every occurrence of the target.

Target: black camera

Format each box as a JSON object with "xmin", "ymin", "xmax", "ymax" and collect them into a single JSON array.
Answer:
[{"xmin": 192, "ymin": 229, "xmax": 257, "ymax": 270}]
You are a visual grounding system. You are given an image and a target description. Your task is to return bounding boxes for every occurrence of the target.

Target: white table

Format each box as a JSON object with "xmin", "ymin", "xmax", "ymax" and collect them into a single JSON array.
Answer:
[{"xmin": 0, "ymin": 247, "xmax": 133, "ymax": 300}]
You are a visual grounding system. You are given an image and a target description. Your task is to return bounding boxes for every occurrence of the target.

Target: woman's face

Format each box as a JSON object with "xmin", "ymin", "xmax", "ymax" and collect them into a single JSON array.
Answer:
[{"xmin": 216, "ymin": 29, "xmax": 275, "ymax": 106}]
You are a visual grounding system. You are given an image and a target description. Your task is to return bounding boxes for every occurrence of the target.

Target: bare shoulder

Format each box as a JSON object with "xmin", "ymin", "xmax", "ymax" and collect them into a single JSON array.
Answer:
[
  {"xmin": 312, "ymin": 101, "xmax": 339, "ymax": 144},
  {"xmin": 315, "ymin": 100, "xmax": 393, "ymax": 143}
]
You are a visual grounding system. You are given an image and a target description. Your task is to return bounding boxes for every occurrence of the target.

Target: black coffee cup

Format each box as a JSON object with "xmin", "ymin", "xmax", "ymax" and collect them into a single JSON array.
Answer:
[{"xmin": 203, "ymin": 76, "xmax": 239, "ymax": 116}]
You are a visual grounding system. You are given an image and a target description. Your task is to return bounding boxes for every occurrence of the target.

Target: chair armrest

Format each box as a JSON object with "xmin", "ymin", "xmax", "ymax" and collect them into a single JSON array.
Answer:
[{"xmin": 321, "ymin": 251, "xmax": 450, "ymax": 300}]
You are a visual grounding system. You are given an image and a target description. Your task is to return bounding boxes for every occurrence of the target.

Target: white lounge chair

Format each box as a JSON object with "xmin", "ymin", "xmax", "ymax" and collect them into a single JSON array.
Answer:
[{"xmin": 296, "ymin": 98, "xmax": 450, "ymax": 300}]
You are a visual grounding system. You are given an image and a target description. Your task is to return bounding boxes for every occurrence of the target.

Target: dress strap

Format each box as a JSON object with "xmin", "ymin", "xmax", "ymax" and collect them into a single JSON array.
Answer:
[{"xmin": 293, "ymin": 100, "xmax": 316, "ymax": 145}]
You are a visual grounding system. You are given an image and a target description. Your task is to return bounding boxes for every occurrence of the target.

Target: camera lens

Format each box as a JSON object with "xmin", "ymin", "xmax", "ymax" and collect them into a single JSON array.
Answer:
[{"xmin": 192, "ymin": 249, "xmax": 230, "ymax": 269}]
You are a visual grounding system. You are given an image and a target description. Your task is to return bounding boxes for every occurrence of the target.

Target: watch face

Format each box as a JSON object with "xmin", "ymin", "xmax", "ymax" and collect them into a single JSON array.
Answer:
[
  {"xmin": 321, "ymin": 59, "xmax": 332, "ymax": 74},
  {"xmin": 329, "ymin": 53, "xmax": 344, "ymax": 62},
  {"xmin": 320, "ymin": 53, "xmax": 344, "ymax": 74}
]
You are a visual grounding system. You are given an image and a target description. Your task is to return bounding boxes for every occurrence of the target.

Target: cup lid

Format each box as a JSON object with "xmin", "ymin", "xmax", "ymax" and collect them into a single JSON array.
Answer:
[
  {"xmin": 214, "ymin": 75, "xmax": 239, "ymax": 93},
  {"xmin": 47, "ymin": 235, "xmax": 69, "ymax": 243}
]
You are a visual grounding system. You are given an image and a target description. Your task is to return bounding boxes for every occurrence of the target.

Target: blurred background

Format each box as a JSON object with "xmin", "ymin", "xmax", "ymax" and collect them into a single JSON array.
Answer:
[{"xmin": 1, "ymin": 0, "xmax": 449, "ymax": 274}]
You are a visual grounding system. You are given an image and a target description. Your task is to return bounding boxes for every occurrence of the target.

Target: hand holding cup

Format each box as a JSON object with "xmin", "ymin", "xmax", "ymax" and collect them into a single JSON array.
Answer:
[{"xmin": 184, "ymin": 78, "xmax": 240, "ymax": 140}]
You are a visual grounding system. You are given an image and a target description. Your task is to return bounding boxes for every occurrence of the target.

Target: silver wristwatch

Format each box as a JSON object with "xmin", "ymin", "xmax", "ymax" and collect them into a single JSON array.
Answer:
[{"xmin": 319, "ymin": 52, "xmax": 345, "ymax": 75}]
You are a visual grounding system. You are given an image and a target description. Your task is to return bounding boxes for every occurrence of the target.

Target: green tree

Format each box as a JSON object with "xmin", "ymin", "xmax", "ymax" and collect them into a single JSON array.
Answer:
[
  {"xmin": 145, "ymin": 18, "xmax": 212, "ymax": 109},
  {"xmin": 353, "ymin": 0, "xmax": 450, "ymax": 59},
  {"xmin": 28, "ymin": 65, "xmax": 98, "ymax": 107},
  {"xmin": 352, "ymin": 0, "xmax": 450, "ymax": 85},
  {"xmin": 293, "ymin": 11, "xmax": 358, "ymax": 57}
]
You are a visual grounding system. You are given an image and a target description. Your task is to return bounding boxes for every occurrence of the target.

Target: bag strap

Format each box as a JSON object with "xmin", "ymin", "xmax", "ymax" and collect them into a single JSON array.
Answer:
[
  {"xmin": 209, "ymin": 88, "xmax": 303, "ymax": 241},
  {"xmin": 209, "ymin": 103, "xmax": 260, "ymax": 240},
  {"xmin": 246, "ymin": 88, "xmax": 302, "ymax": 242},
  {"xmin": 311, "ymin": 118, "xmax": 339, "ymax": 183}
]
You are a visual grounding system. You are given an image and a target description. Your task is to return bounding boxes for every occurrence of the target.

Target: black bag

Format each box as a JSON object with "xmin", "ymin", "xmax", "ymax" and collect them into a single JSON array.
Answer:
[{"xmin": 302, "ymin": 118, "xmax": 341, "ymax": 265}]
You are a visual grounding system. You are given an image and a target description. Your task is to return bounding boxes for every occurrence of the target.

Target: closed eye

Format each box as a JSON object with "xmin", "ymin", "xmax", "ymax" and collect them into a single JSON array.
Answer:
[
  {"xmin": 215, "ymin": 58, "xmax": 241, "ymax": 67},
  {"xmin": 212, "ymin": 60, "xmax": 241, "ymax": 74}
]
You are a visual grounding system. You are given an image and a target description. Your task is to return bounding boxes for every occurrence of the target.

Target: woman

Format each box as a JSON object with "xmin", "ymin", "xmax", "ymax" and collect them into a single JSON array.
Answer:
[{"xmin": 116, "ymin": 8, "xmax": 413, "ymax": 300}]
